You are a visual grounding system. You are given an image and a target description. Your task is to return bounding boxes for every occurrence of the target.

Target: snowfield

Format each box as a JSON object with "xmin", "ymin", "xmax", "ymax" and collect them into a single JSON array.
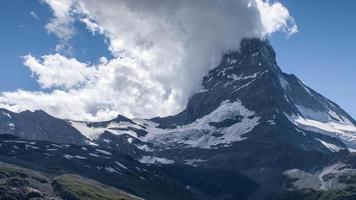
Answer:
[
  {"xmin": 70, "ymin": 100, "xmax": 260, "ymax": 149},
  {"xmin": 286, "ymin": 107, "xmax": 356, "ymax": 151}
]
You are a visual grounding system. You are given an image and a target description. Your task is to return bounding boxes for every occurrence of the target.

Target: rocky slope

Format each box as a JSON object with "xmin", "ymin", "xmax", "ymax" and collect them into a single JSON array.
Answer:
[
  {"xmin": 0, "ymin": 109, "xmax": 86, "ymax": 145},
  {"xmin": 0, "ymin": 134, "xmax": 258, "ymax": 200}
]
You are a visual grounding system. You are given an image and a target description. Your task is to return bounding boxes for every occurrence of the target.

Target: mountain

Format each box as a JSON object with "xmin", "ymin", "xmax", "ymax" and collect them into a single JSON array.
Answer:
[
  {"xmin": 0, "ymin": 109, "xmax": 87, "ymax": 145},
  {"xmin": 1, "ymin": 38, "xmax": 356, "ymax": 199},
  {"xmin": 66, "ymin": 38, "xmax": 356, "ymax": 199},
  {"xmin": 148, "ymin": 38, "xmax": 356, "ymax": 151},
  {"xmin": 70, "ymin": 38, "xmax": 356, "ymax": 153}
]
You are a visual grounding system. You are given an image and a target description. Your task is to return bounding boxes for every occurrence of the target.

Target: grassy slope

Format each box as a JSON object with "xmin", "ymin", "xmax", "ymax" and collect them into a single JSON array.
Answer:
[
  {"xmin": 0, "ymin": 162, "xmax": 141, "ymax": 200},
  {"xmin": 53, "ymin": 174, "xmax": 142, "ymax": 200}
]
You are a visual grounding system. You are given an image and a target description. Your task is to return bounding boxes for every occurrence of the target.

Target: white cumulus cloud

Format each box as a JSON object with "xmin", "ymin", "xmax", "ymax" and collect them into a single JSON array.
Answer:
[
  {"xmin": 23, "ymin": 54, "xmax": 96, "ymax": 89},
  {"xmin": 0, "ymin": 0, "xmax": 297, "ymax": 121}
]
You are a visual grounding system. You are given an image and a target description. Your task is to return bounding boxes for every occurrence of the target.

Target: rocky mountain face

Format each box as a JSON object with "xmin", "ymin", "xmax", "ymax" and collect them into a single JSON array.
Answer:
[
  {"xmin": 0, "ymin": 134, "xmax": 258, "ymax": 200},
  {"xmin": 151, "ymin": 38, "xmax": 356, "ymax": 150},
  {"xmin": 69, "ymin": 39, "xmax": 356, "ymax": 155},
  {"xmin": 0, "ymin": 109, "xmax": 86, "ymax": 145},
  {"xmin": 1, "ymin": 38, "xmax": 356, "ymax": 200}
]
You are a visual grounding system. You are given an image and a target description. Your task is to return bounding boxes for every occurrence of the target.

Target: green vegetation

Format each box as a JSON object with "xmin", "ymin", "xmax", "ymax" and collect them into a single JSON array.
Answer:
[
  {"xmin": 0, "ymin": 163, "xmax": 56, "ymax": 199},
  {"xmin": 53, "ymin": 174, "xmax": 142, "ymax": 200},
  {"xmin": 0, "ymin": 162, "xmax": 141, "ymax": 200}
]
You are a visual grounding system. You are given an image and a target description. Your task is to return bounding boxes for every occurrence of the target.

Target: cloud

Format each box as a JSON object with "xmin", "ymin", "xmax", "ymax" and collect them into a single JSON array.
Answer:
[
  {"xmin": 41, "ymin": 0, "xmax": 77, "ymax": 54},
  {"xmin": 0, "ymin": 56, "xmax": 179, "ymax": 121},
  {"xmin": 42, "ymin": 0, "xmax": 76, "ymax": 41},
  {"xmin": 256, "ymin": 0, "xmax": 298, "ymax": 36},
  {"xmin": 23, "ymin": 54, "xmax": 96, "ymax": 90},
  {"xmin": 30, "ymin": 11, "xmax": 39, "ymax": 20},
  {"xmin": 0, "ymin": 0, "xmax": 297, "ymax": 121}
]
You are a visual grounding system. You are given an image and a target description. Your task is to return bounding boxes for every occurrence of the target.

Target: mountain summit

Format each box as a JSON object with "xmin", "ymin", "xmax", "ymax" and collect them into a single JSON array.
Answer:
[
  {"xmin": 108, "ymin": 38, "xmax": 356, "ymax": 152},
  {"xmin": 155, "ymin": 38, "xmax": 355, "ymax": 128}
]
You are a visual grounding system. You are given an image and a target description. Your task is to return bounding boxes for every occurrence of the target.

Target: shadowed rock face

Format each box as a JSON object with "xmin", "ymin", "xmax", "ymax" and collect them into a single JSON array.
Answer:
[
  {"xmin": 0, "ymin": 109, "xmax": 86, "ymax": 145},
  {"xmin": 0, "ymin": 134, "xmax": 259, "ymax": 200}
]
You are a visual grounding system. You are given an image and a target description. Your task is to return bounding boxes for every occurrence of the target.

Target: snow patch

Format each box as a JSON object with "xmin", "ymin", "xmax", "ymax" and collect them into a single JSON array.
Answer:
[
  {"xmin": 70, "ymin": 121, "xmax": 105, "ymax": 139},
  {"xmin": 95, "ymin": 149, "xmax": 112, "ymax": 156},
  {"xmin": 184, "ymin": 159, "xmax": 206, "ymax": 167},
  {"xmin": 267, "ymin": 120, "xmax": 276, "ymax": 125},
  {"xmin": 89, "ymin": 153, "xmax": 101, "ymax": 158},
  {"xmin": 315, "ymin": 138, "xmax": 345, "ymax": 152},
  {"xmin": 7, "ymin": 123, "xmax": 15, "ymax": 129},
  {"xmin": 127, "ymin": 137, "xmax": 133, "ymax": 143},
  {"xmin": 70, "ymin": 120, "xmax": 146, "ymax": 140},
  {"xmin": 286, "ymin": 113, "xmax": 356, "ymax": 150},
  {"xmin": 228, "ymin": 72, "xmax": 258, "ymax": 82},
  {"xmin": 298, "ymin": 80, "xmax": 312, "ymax": 95},
  {"xmin": 103, "ymin": 139, "xmax": 112, "ymax": 143},
  {"xmin": 4, "ymin": 140, "xmax": 35, "ymax": 145},
  {"xmin": 115, "ymin": 161, "xmax": 128, "ymax": 170},
  {"xmin": 63, "ymin": 154, "xmax": 73, "ymax": 159},
  {"xmin": 25, "ymin": 145, "xmax": 39, "ymax": 149},
  {"xmin": 279, "ymin": 75, "xmax": 290, "ymax": 90},
  {"xmin": 1, "ymin": 112, "xmax": 12, "ymax": 119},
  {"xmin": 139, "ymin": 156, "xmax": 175, "ymax": 164},
  {"xmin": 105, "ymin": 167, "xmax": 120, "ymax": 174},
  {"xmin": 136, "ymin": 144, "xmax": 153, "ymax": 152},
  {"xmin": 75, "ymin": 155, "xmax": 87, "ymax": 159},
  {"xmin": 296, "ymin": 105, "xmax": 330, "ymax": 123}
]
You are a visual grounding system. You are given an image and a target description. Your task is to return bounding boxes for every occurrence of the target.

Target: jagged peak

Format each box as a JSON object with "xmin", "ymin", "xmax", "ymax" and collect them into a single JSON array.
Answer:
[
  {"xmin": 152, "ymin": 38, "xmax": 283, "ymax": 126},
  {"xmin": 152, "ymin": 37, "xmax": 355, "ymax": 130},
  {"xmin": 201, "ymin": 38, "xmax": 281, "ymax": 90},
  {"xmin": 115, "ymin": 114, "xmax": 136, "ymax": 124},
  {"xmin": 221, "ymin": 38, "xmax": 279, "ymax": 70}
]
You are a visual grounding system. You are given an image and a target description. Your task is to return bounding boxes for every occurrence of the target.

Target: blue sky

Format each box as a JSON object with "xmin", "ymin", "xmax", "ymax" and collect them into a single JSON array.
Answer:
[
  {"xmin": 0, "ymin": 0, "xmax": 355, "ymax": 119},
  {"xmin": 270, "ymin": 0, "xmax": 356, "ymax": 118},
  {"xmin": 0, "ymin": 0, "xmax": 111, "ymax": 91}
]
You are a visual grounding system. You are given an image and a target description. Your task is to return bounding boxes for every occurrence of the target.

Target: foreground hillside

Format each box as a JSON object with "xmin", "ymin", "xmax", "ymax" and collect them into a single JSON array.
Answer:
[{"xmin": 0, "ymin": 162, "xmax": 141, "ymax": 200}]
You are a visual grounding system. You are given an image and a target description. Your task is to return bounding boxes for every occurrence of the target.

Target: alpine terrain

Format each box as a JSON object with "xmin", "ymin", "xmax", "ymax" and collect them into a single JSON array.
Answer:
[{"xmin": 1, "ymin": 38, "xmax": 356, "ymax": 200}]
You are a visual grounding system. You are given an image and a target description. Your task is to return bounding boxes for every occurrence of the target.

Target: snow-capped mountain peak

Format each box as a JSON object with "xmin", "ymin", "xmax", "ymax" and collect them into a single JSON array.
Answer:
[{"xmin": 66, "ymin": 38, "xmax": 356, "ymax": 153}]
